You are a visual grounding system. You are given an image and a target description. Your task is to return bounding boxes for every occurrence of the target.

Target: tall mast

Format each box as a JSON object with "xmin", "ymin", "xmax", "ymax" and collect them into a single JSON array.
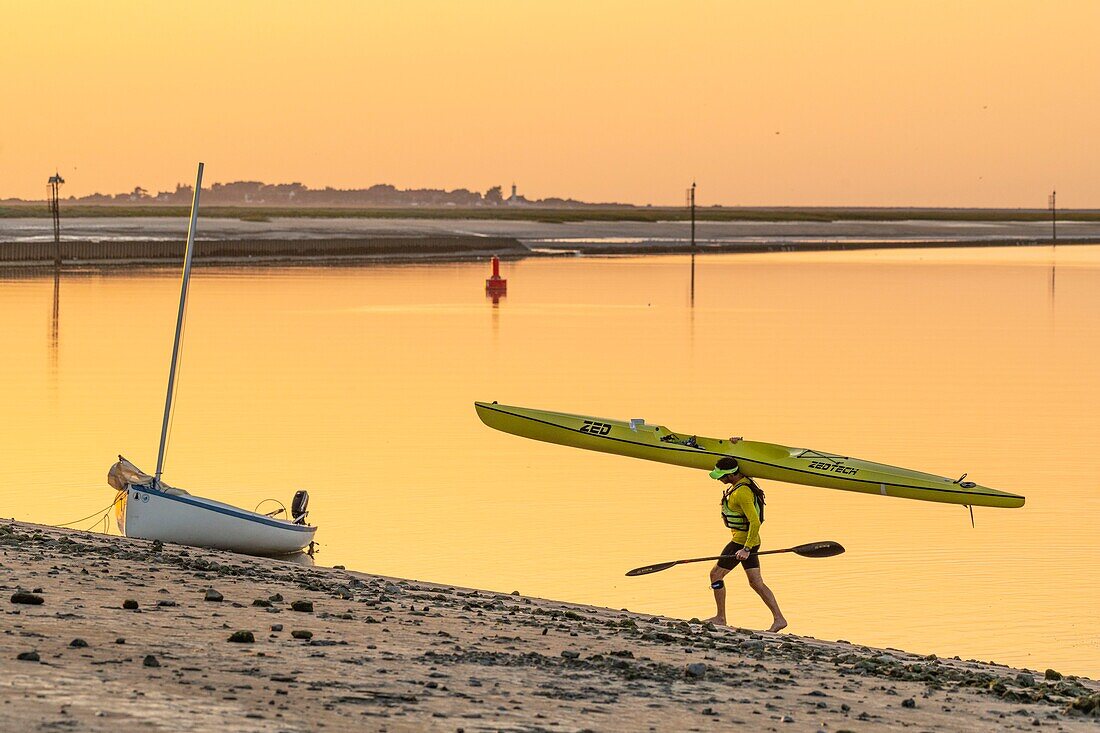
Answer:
[{"xmin": 155, "ymin": 163, "xmax": 204, "ymax": 482}]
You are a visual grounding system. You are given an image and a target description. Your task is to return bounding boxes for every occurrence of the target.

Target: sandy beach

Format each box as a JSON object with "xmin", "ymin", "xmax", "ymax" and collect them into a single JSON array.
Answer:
[{"xmin": 1, "ymin": 520, "xmax": 1096, "ymax": 732}]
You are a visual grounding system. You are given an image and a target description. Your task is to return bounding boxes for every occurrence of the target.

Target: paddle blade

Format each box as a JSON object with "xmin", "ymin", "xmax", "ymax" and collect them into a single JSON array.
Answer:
[
  {"xmin": 791, "ymin": 541, "xmax": 845, "ymax": 558},
  {"xmin": 625, "ymin": 561, "xmax": 679, "ymax": 577}
]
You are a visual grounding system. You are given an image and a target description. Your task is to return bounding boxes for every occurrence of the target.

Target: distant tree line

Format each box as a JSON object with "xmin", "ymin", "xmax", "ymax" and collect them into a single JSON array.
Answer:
[{"xmin": 45, "ymin": 181, "xmax": 612, "ymax": 207}]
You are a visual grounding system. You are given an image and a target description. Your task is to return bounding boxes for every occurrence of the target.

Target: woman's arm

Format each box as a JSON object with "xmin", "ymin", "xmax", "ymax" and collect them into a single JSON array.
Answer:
[{"xmin": 736, "ymin": 487, "xmax": 762, "ymax": 548}]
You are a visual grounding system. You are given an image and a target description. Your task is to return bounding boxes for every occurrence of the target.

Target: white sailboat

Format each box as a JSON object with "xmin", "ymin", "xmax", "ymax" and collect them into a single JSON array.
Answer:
[{"xmin": 107, "ymin": 163, "xmax": 317, "ymax": 556}]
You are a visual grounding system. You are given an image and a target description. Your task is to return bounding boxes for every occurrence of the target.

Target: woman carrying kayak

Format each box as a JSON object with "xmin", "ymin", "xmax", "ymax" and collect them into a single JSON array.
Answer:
[{"xmin": 705, "ymin": 455, "xmax": 788, "ymax": 632}]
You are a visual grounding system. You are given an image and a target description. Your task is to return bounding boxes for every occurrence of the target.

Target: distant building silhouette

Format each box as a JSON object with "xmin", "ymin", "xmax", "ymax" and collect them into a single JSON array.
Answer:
[{"xmin": 17, "ymin": 180, "xmax": 619, "ymax": 208}]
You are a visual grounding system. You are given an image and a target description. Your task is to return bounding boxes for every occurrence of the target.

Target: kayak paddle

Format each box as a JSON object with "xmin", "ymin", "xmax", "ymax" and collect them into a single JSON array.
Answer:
[{"xmin": 625, "ymin": 541, "xmax": 845, "ymax": 577}]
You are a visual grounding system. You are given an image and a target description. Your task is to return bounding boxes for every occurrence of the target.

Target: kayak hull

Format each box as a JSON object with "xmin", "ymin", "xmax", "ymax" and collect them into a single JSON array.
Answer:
[{"xmin": 474, "ymin": 402, "xmax": 1025, "ymax": 509}]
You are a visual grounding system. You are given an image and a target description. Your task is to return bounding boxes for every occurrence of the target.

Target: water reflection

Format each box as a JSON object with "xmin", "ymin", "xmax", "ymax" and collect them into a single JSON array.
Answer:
[
  {"xmin": 690, "ymin": 250, "xmax": 696, "ymax": 307},
  {"xmin": 275, "ymin": 551, "xmax": 316, "ymax": 568},
  {"xmin": 1050, "ymin": 242, "xmax": 1058, "ymax": 306},
  {"xmin": 1, "ymin": 248, "xmax": 1098, "ymax": 676},
  {"xmin": 50, "ymin": 267, "xmax": 60, "ymax": 376}
]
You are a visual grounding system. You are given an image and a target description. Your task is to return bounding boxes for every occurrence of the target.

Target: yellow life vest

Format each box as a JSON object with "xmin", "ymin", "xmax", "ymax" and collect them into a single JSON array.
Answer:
[{"xmin": 721, "ymin": 480, "xmax": 765, "ymax": 530}]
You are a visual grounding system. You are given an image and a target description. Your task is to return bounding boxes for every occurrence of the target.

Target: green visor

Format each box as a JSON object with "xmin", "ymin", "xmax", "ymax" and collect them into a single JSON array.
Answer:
[{"xmin": 709, "ymin": 466, "xmax": 740, "ymax": 480}]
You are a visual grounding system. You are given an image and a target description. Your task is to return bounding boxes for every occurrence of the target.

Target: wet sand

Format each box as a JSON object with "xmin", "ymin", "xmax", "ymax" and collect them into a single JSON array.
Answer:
[{"xmin": 2, "ymin": 520, "xmax": 1096, "ymax": 731}]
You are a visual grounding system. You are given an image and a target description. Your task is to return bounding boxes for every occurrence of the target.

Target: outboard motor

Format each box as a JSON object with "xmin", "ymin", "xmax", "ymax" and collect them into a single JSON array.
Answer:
[{"xmin": 291, "ymin": 490, "xmax": 309, "ymax": 525}]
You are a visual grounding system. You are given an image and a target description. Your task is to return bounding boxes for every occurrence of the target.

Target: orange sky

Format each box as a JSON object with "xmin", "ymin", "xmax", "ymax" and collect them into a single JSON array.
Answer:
[{"xmin": 3, "ymin": 1, "xmax": 1098, "ymax": 206}]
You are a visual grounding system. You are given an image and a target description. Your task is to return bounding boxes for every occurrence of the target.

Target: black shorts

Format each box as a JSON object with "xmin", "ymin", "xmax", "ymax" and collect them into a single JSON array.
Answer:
[{"xmin": 717, "ymin": 541, "xmax": 761, "ymax": 571}]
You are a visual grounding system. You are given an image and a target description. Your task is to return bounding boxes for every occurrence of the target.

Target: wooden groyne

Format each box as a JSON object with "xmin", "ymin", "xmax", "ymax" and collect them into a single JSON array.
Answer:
[{"xmin": 0, "ymin": 236, "xmax": 528, "ymax": 267}]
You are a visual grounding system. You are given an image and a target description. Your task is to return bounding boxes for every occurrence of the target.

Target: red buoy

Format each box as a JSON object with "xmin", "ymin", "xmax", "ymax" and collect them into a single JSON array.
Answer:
[{"xmin": 485, "ymin": 256, "xmax": 507, "ymax": 299}]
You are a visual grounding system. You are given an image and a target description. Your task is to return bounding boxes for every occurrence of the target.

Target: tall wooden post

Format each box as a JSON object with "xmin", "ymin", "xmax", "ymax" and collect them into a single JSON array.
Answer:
[
  {"xmin": 47, "ymin": 172, "xmax": 65, "ymax": 266},
  {"xmin": 1048, "ymin": 189, "xmax": 1056, "ymax": 242},
  {"xmin": 689, "ymin": 181, "xmax": 696, "ymax": 305}
]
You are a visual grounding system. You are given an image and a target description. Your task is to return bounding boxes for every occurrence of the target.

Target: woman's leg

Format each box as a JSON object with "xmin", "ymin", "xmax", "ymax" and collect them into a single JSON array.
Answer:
[
  {"xmin": 704, "ymin": 563, "xmax": 733, "ymax": 625},
  {"xmin": 744, "ymin": 567, "xmax": 787, "ymax": 632}
]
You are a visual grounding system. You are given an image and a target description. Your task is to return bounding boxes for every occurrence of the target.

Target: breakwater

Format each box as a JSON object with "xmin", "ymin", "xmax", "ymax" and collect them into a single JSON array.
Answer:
[{"xmin": 0, "ymin": 235, "xmax": 527, "ymax": 267}]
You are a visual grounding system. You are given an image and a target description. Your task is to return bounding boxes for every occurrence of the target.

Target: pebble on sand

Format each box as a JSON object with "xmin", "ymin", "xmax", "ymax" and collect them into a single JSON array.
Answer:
[
  {"xmin": 1067, "ymin": 692, "xmax": 1100, "ymax": 717},
  {"xmin": 122, "ymin": 599, "xmax": 139, "ymax": 610},
  {"xmin": 204, "ymin": 589, "xmax": 224, "ymax": 602},
  {"xmin": 69, "ymin": 638, "xmax": 88, "ymax": 648},
  {"xmin": 291, "ymin": 630, "xmax": 313, "ymax": 640},
  {"xmin": 143, "ymin": 655, "xmax": 160, "ymax": 667},
  {"xmin": 228, "ymin": 631, "xmax": 255, "ymax": 643},
  {"xmin": 10, "ymin": 592, "xmax": 44, "ymax": 605},
  {"xmin": 686, "ymin": 663, "xmax": 707, "ymax": 679},
  {"xmin": 16, "ymin": 651, "xmax": 39, "ymax": 662},
  {"xmin": 291, "ymin": 600, "xmax": 313, "ymax": 613}
]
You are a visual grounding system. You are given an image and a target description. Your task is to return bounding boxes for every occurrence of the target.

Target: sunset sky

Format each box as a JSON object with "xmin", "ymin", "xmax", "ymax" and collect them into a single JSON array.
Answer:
[{"xmin": 3, "ymin": 1, "xmax": 1098, "ymax": 206}]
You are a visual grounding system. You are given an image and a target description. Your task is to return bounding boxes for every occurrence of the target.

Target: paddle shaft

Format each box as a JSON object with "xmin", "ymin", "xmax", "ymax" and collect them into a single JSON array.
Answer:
[
  {"xmin": 625, "ymin": 541, "xmax": 844, "ymax": 576},
  {"xmin": 672, "ymin": 547, "xmax": 792, "ymax": 567}
]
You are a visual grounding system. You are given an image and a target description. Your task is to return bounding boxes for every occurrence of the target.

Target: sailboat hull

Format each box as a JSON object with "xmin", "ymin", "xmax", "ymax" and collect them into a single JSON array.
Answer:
[{"xmin": 120, "ymin": 484, "xmax": 316, "ymax": 556}]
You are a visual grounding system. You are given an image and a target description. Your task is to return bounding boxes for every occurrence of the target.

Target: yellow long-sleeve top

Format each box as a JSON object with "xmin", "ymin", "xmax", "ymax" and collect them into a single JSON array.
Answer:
[{"xmin": 724, "ymin": 482, "xmax": 762, "ymax": 548}]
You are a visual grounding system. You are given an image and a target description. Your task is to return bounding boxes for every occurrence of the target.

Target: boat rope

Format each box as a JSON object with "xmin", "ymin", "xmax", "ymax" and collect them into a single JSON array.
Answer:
[
  {"xmin": 87, "ymin": 509, "xmax": 113, "ymax": 533},
  {"xmin": 56, "ymin": 495, "xmax": 121, "ymax": 528},
  {"xmin": 793, "ymin": 448, "xmax": 850, "ymax": 463},
  {"xmin": 254, "ymin": 498, "xmax": 288, "ymax": 518}
]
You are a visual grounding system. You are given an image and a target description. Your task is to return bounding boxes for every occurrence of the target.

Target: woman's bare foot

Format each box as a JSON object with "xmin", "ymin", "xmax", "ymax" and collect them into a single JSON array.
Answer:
[
  {"xmin": 703, "ymin": 615, "xmax": 727, "ymax": 626},
  {"xmin": 767, "ymin": 617, "xmax": 788, "ymax": 633}
]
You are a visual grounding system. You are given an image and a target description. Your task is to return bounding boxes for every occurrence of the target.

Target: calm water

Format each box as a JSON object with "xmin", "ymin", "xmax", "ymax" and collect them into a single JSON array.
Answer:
[{"xmin": 2, "ymin": 247, "xmax": 1097, "ymax": 676}]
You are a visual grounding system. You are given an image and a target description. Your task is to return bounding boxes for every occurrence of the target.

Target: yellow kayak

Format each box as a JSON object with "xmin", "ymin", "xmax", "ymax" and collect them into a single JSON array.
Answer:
[{"xmin": 474, "ymin": 402, "xmax": 1025, "ymax": 509}]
